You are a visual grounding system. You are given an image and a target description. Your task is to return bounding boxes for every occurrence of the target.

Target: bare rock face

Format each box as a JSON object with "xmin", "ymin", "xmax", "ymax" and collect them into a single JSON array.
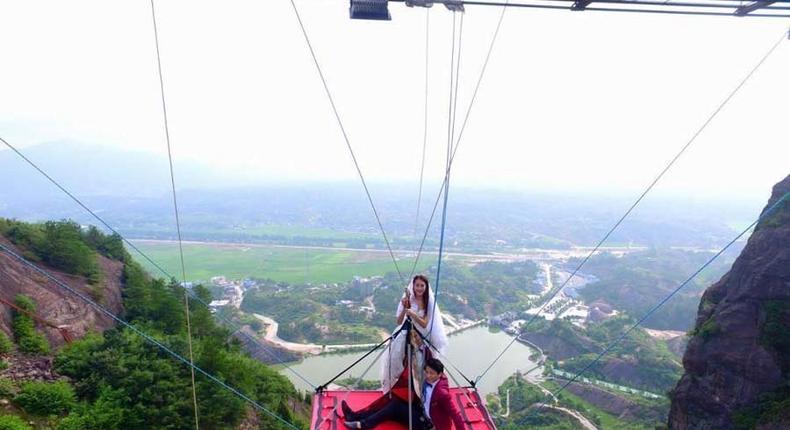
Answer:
[
  {"xmin": 0, "ymin": 237, "xmax": 123, "ymax": 349},
  {"xmin": 669, "ymin": 174, "xmax": 790, "ymax": 429},
  {"xmin": 1, "ymin": 355, "xmax": 59, "ymax": 382}
]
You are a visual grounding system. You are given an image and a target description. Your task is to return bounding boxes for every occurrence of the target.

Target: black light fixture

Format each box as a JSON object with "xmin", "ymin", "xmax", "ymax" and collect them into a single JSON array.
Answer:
[{"xmin": 350, "ymin": 0, "xmax": 392, "ymax": 20}]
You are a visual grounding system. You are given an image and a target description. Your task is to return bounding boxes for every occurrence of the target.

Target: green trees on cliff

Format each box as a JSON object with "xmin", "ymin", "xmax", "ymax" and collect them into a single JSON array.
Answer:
[
  {"xmin": 0, "ymin": 219, "xmax": 108, "ymax": 283},
  {"xmin": 11, "ymin": 295, "xmax": 50, "ymax": 355},
  {"xmin": 0, "ymin": 219, "xmax": 307, "ymax": 429}
]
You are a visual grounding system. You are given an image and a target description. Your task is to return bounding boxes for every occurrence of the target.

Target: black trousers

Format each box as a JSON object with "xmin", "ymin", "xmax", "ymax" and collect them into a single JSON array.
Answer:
[{"xmin": 358, "ymin": 397, "xmax": 429, "ymax": 430}]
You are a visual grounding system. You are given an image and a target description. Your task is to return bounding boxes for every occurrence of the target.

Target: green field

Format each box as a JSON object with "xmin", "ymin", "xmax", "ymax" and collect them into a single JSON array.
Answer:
[
  {"xmin": 123, "ymin": 222, "xmax": 381, "ymax": 243},
  {"xmin": 131, "ymin": 241, "xmax": 427, "ymax": 283}
]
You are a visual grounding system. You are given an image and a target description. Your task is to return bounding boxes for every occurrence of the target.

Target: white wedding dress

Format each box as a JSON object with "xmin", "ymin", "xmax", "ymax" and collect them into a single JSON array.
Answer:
[{"xmin": 379, "ymin": 281, "xmax": 449, "ymax": 393}]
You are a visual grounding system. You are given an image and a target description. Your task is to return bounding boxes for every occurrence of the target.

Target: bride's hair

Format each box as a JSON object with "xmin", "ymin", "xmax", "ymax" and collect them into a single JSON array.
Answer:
[{"xmin": 412, "ymin": 274, "xmax": 430, "ymax": 311}]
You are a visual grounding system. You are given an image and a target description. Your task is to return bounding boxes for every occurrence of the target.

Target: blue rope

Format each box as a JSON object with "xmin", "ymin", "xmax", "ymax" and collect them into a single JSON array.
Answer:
[
  {"xmin": 0, "ymin": 136, "xmax": 317, "ymax": 391},
  {"xmin": 525, "ymin": 190, "xmax": 789, "ymax": 421},
  {"xmin": 428, "ymin": 10, "xmax": 462, "ymax": 341},
  {"xmin": 0, "ymin": 242, "xmax": 301, "ymax": 430}
]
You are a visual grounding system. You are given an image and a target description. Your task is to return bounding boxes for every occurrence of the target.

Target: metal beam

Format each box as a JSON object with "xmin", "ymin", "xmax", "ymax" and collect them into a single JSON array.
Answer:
[
  {"xmin": 572, "ymin": 0, "xmax": 593, "ymax": 10},
  {"xmin": 386, "ymin": 0, "xmax": 790, "ymax": 18},
  {"xmin": 444, "ymin": 0, "xmax": 466, "ymax": 11},
  {"xmin": 735, "ymin": 1, "xmax": 777, "ymax": 16}
]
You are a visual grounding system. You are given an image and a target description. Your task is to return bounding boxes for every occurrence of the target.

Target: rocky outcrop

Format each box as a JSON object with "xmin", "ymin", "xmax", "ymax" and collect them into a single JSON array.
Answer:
[
  {"xmin": 0, "ymin": 237, "xmax": 123, "ymax": 349},
  {"xmin": 669, "ymin": 174, "xmax": 790, "ymax": 429},
  {"xmin": 666, "ymin": 335, "xmax": 688, "ymax": 359},
  {"xmin": 0, "ymin": 355, "xmax": 59, "ymax": 383}
]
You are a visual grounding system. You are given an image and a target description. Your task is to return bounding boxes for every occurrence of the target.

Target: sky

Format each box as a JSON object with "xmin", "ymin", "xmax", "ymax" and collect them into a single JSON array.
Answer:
[{"xmin": 1, "ymin": 0, "xmax": 788, "ymax": 204}]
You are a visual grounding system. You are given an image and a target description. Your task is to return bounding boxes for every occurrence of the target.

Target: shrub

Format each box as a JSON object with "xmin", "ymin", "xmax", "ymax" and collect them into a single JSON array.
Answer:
[
  {"xmin": 11, "ymin": 295, "xmax": 49, "ymax": 355},
  {"xmin": 13, "ymin": 380, "xmax": 76, "ymax": 416},
  {"xmin": 37, "ymin": 221, "xmax": 100, "ymax": 282},
  {"xmin": 0, "ymin": 378, "xmax": 15, "ymax": 398},
  {"xmin": 0, "ymin": 415, "xmax": 33, "ymax": 430},
  {"xmin": 760, "ymin": 300, "xmax": 790, "ymax": 372},
  {"xmin": 698, "ymin": 318, "xmax": 720, "ymax": 340},
  {"xmin": 0, "ymin": 332, "xmax": 13, "ymax": 354},
  {"xmin": 0, "ymin": 220, "xmax": 44, "ymax": 261},
  {"xmin": 55, "ymin": 389, "xmax": 125, "ymax": 430}
]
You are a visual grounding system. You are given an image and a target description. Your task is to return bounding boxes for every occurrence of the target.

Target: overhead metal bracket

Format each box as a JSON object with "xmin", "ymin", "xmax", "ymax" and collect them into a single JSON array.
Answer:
[
  {"xmin": 571, "ymin": 0, "xmax": 593, "ymax": 10},
  {"xmin": 444, "ymin": 0, "xmax": 465, "ymax": 12},
  {"xmin": 734, "ymin": 1, "xmax": 777, "ymax": 16},
  {"xmin": 405, "ymin": 0, "xmax": 435, "ymax": 7}
]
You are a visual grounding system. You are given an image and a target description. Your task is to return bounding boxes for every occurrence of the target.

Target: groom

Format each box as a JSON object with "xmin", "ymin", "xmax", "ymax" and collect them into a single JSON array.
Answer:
[{"xmin": 343, "ymin": 358, "xmax": 466, "ymax": 430}]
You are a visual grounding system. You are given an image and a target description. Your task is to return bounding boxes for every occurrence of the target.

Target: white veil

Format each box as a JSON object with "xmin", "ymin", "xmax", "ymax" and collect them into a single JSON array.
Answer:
[{"xmin": 395, "ymin": 280, "xmax": 449, "ymax": 355}]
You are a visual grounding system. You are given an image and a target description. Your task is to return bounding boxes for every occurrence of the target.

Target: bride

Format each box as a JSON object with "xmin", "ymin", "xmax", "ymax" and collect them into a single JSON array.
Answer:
[{"xmin": 380, "ymin": 274, "xmax": 449, "ymax": 393}]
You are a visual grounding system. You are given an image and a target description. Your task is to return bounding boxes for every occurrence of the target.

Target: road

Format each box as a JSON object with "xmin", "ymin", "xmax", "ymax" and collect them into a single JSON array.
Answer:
[
  {"xmin": 500, "ymin": 379, "xmax": 597, "ymax": 430},
  {"xmin": 545, "ymin": 405, "xmax": 598, "ymax": 430},
  {"xmin": 252, "ymin": 313, "xmax": 324, "ymax": 354},
  {"xmin": 132, "ymin": 238, "xmax": 646, "ymax": 262}
]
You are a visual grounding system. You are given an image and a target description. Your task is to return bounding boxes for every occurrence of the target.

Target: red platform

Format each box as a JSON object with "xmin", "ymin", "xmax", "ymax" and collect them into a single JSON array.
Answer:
[{"xmin": 311, "ymin": 388, "xmax": 497, "ymax": 430}]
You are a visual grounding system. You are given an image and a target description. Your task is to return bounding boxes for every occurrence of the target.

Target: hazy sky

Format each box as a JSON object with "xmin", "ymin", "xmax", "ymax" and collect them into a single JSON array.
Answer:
[{"xmin": 1, "ymin": 0, "xmax": 788, "ymax": 202}]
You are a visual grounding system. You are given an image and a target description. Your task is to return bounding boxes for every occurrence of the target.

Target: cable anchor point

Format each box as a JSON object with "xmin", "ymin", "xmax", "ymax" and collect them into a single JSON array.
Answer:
[{"xmin": 443, "ymin": 0, "xmax": 465, "ymax": 12}]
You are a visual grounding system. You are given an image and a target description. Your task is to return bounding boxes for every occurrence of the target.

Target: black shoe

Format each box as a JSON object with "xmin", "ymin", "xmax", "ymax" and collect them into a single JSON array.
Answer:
[
  {"xmin": 343, "ymin": 421, "xmax": 362, "ymax": 429},
  {"xmin": 341, "ymin": 400, "xmax": 359, "ymax": 421}
]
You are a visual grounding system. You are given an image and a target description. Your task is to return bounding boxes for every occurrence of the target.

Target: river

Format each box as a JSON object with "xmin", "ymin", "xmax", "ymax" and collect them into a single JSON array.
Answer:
[{"xmin": 277, "ymin": 325, "xmax": 541, "ymax": 395}]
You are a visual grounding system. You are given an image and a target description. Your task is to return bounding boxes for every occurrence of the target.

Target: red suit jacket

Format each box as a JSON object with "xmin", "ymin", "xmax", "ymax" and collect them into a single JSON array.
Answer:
[{"xmin": 428, "ymin": 375, "xmax": 466, "ymax": 430}]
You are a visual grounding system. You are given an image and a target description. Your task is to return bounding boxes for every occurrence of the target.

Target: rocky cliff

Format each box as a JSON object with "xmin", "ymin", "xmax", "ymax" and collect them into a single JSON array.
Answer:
[
  {"xmin": 669, "ymin": 174, "xmax": 790, "ymax": 429},
  {"xmin": 0, "ymin": 236, "xmax": 123, "ymax": 349}
]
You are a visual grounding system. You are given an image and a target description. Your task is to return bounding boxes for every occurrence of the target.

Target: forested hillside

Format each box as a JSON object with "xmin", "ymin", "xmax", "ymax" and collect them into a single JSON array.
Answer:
[
  {"xmin": 570, "ymin": 248, "xmax": 736, "ymax": 331},
  {"xmin": 0, "ymin": 218, "xmax": 306, "ymax": 430}
]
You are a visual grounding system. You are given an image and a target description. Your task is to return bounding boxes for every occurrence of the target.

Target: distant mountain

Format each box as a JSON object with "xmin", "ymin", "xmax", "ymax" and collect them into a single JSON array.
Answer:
[
  {"xmin": 0, "ymin": 140, "xmax": 243, "ymax": 219},
  {"xmin": 0, "ymin": 140, "xmax": 237, "ymax": 197},
  {"xmin": 0, "ymin": 141, "xmax": 755, "ymax": 249}
]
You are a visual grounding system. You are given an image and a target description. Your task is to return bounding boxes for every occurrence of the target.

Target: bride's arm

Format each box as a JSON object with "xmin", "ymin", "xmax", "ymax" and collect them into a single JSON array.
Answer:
[
  {"xmin": 396, "ymin": 296, "xmax": 410, "ymax": 324},
  {"xmin": 406, "ymin": 309, "xmax": 429, "ymax": 328},
  {"xmin": 397, "ymin": 306, "xmax": 408, "ymax": 325}
]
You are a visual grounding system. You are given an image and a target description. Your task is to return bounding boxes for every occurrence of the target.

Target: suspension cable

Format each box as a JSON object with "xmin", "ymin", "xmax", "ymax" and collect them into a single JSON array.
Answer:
[
  {"xmin": 149, "ymin": 3, "xmax": 200, "ymax": 425},
  {"xmin": 287, "ymin": 0, "xmax": 405, "ymax": 284},
  {"xmin": 409, "ymin": 0, "xmax": 510, "ymax": 279},
  {"xmin": 429, "ymin": 10, "xmax": 464, "ymax": 342},
  {"xmin": 474, "ymin": 29, "xmax": 787, "ymax": 384},
  {"xmin": 524, "ymin": 190, "xmax": 790, "ymax": 420},
  {"xmin": 415, "ymin": 9, "xmax": 431, "ymax": 237},
  {"xmin": 0, "ymin": 242, "xmax": 301, "ymax": 430},
  {"xmin": 0, "ymin": 136, "xmax": 317, "ymax": 390}
]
